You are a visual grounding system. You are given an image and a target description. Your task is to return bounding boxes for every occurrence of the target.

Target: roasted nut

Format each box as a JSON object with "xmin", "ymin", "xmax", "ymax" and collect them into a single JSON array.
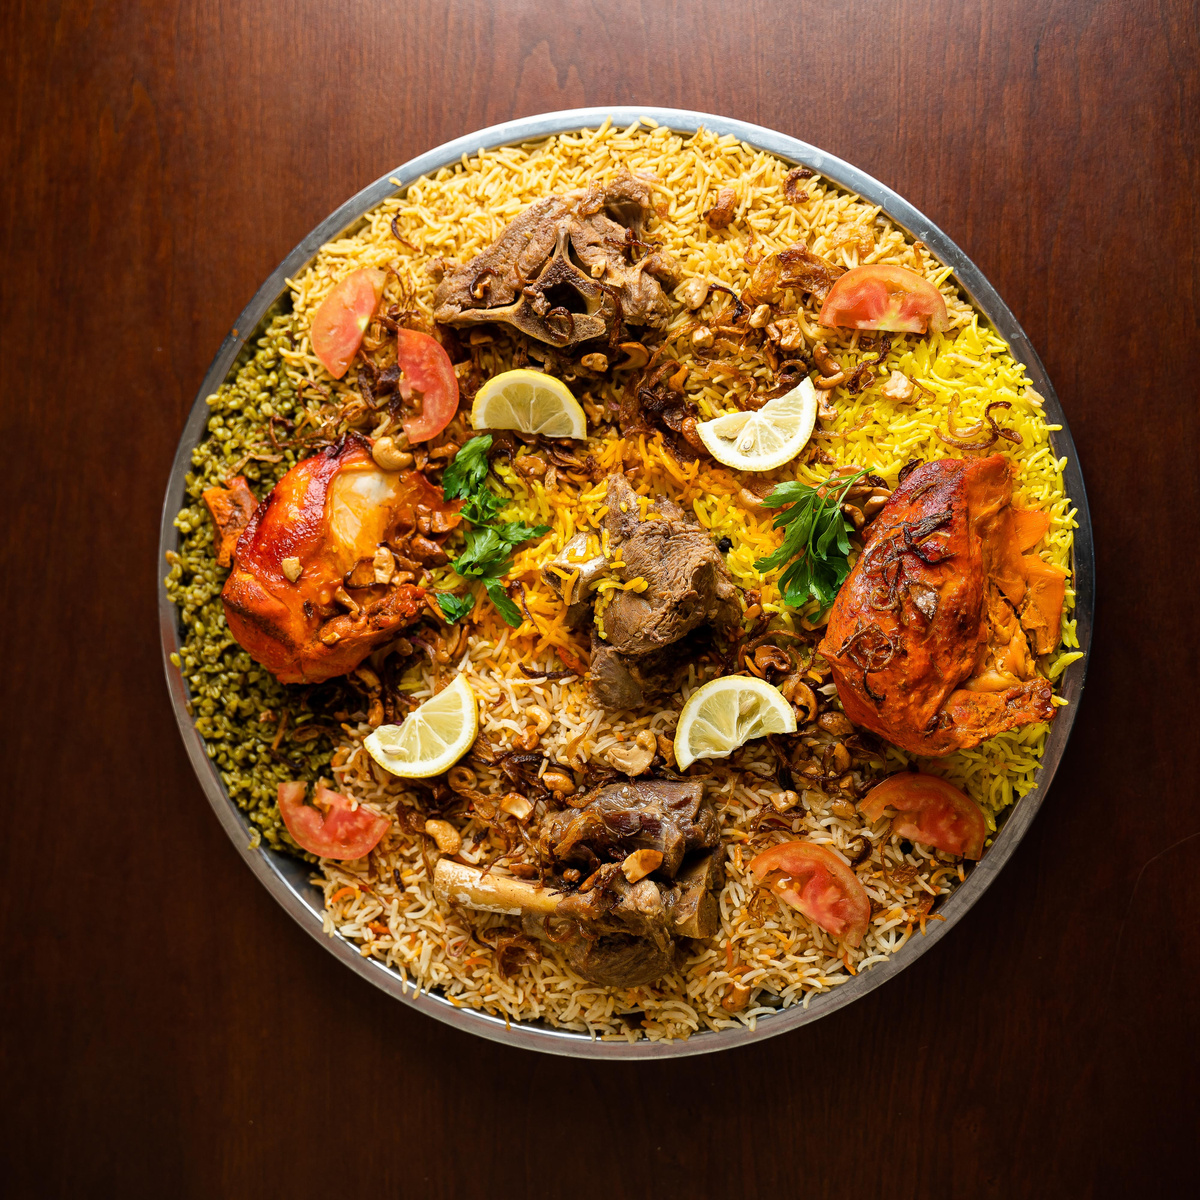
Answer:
[
  {"xmin": 667, "ymin": 363, "xmax": 688, "ymax": 391},
  {"xmin": 738, "ymin": 487, "xmax": 767, "ymax": 511},
  {"xmin": 792, "ymin": 680, "xmax": 819, "ymax": 723},
  {"xmin": 656, "ymin": 734, "xmax": 677, "ymax": 769},
  {"xmin": 830, "ymin": 742, "xmax": 852, "ymax": 773},
  {"xmin": 427, "ymin": 441, "xmax": 460, "ymax": 463},
  {"xmin": 880, "ymin": 369, "xmax": 915, "ymax": 402},
  {"xmin": 774, "ymin": 318, "xmax": 803, "ymax": 352},
  {"xmin": 409, "ymin": 535, "xmax": 449, "ymax": 566},
  {"xmin": 818, "ymin": 711, "xmax": 854, "ymax": 737},
  {"xmin": 542, "ymin": 768, "xmax": 576, "ymax": 795},
  {"xmin": 525, "ymin": 705, "xmax": 552, "ymax": 735},
  {"xmin": 371, "ymin": 545, "xmax": 396, "ymax": 584},
  {"xmin": 816, "ymin": 390, "xmax": 838, "ymax": 421},
  {"xmin": 334, "ymin": 585, "xmax": 360, "ymax": 614},
  {"xmin": 842, "ymin": 503, "xmax": 866, "ymax": 529},
  {"xmin": 812, "ymin": 342, "xmax": 842, "ymax": 378},
  {"xmin": 621, "ymin": 848, "xmax": 664, "ymax": 883},
  {"xmin": 692, "ymin": 326, "xmax": 714, "ymax": 350},
  {"xmin": 748, "ymin": 304, "xmax": 772, "ymax": 328},
  {"xmin": 815, "ymin": 371, "xmax": 847, "ymax": 390},
  {"xmin": 680, "ymin": 415, "xmax": 706, "ymax": 454},
  {"xmin": 447, "ymin": 765, "xmax": 478, "ymax": 794},
  {"xmin": 580, "ymin": 352, "xmax": 609, "ymax": 372},
  {"xmin": 721, "ymin": 983, "xmax": 752, "ymax": 1012},
  {"xmin": 680, "ymin": 277, "xmax": 710, "ymax": 310},
  {"xmin": 515, "ymin": 455, "xmax": 547, "ymax": 478},
  {"xmin": 513, "ymin": 727, "xmax": 540, "ymax": 752},
  {"xmin": 509, "ymin": 862, "xmax": 539, "ymax": 878},
  {"xmin": 770, "ymin": 789, "xmax": 801, "ymax": 813},
  {"xmin": 372, "ymin": 436, "xmax": 414, "ymax": 471},
  {"xmin": 424, "ymin": 819, "xmax": 462, "ymax": 854},
  {"xmin": 830, "ymin": 798, "xmax": 856, "ymax": 820},
  {"xmin": 617, "ymin": 341, "xmax": 650, "ymax": 370},
  {"xmin": 800, "ymin": 761, "xmax": 824, "ymax": 780},
  {"xmin": 367, "ymin": 698, "xmax": 385, "ymax": 727},
  {"xmin": 862, "ymin": 488, "xmax": 891, "ymax": 518},
  {"xmin": 606, "ymin": 730, "xmax": 657, "ymax": 776},
  {"xmin": 281, "ymin": 556, "xmax": 303, "ymax": 583},
  {"xmin": 500, "ymin": 792, "xmax": 534, "ymax": 821}
]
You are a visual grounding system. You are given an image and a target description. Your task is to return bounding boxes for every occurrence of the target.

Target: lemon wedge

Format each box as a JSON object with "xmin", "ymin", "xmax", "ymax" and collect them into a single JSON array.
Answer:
[
  {"xmin": 470, "ymin": 368, "xmax": 587, "ymax": 439},
  {"xmin": 696, "ymin": 376, "xmax": 818, "ymax": 472},
  {"xmin": 363, "ymin": 674, "xmax": 478, "ymax": 779},
  {"xmin": 673, "ymin": 676, "xmax": 797, "ymax": 771}
]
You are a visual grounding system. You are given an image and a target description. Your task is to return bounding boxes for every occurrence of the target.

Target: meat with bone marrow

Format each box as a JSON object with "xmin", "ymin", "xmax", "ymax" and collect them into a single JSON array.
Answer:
[
  {"xmin": 589, "ymin": 473, "xmax": 740, "ymax": 709},
  {"xmin": 434, "ymin": 780, "xmax": 724, "ymax": 988},
  {"xmin": 431, "ymin": 170, "xmax": 678, "ymax": 348}
]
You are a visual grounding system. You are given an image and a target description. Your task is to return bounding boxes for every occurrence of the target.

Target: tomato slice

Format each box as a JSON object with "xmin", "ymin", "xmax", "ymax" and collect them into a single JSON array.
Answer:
[
  {"xmin": 859, "ymin": 773, "xmax": 988, "ymax": 859},
  {"xmin": 396, "ymin": 329, "xmax": 460, "ymax": 443},
  {"xmin": 311, "ymin": 268, "xmax": 386, "ymax": 379},
  {"xmin": 818, "ymin": 264, "xmax": 949, "ymax": 334},
  {"xmin": 277, "ymin": 781, "xmax": 389, "ymax": 860},
  {"xmin": 749, "ymin": 841, "xmax": 870, "ymax": 947}
]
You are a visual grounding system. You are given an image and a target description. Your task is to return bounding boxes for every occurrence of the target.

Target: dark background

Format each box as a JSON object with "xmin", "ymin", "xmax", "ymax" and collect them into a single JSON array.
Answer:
[{"xmin": 2, "ymin": 1, "xmax": 1196, "ymax": 1196}]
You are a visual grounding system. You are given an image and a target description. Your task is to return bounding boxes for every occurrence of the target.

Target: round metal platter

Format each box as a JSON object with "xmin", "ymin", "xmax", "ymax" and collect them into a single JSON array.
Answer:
[{"xmin": 158, "ymin": 106, "xmax": 1094, "ymax": 1059}]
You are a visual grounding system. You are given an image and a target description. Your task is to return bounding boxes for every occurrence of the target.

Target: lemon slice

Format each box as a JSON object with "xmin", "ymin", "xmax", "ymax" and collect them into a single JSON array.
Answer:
[
  {"xmin": 696, "ymin": 377, "xmax": 818, "ymax": 472},
  {"xmin": 673, "ymin": 676, "xmax": 797, "ymax": 771},
  {"xmin": 363, "ymin": 674, "xmax": 478, "ymax": 779},
  {"xmin": 470, "ymin": 369, "xmax": 587, "ymax": 439}
]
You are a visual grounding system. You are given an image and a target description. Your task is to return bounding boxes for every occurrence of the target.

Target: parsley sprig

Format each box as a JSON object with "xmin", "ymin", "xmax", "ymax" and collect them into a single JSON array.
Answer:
[
  {"xmin": 438, "ymin": 435, "xmax": 549, "ymax": 627},
  {"xmin": 753, "ymin": 469, "xmax": 868, "ymax": 612}
]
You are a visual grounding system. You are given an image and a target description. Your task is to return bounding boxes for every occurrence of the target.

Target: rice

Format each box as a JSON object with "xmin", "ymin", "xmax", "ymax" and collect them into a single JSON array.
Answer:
[{"xmin": 168, "ymin": 120, "xmax": 1077, "ymax": 1041}]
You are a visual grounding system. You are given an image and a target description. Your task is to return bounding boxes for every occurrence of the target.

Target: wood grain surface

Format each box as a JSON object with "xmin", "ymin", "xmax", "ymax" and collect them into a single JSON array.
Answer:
[{"xmin": 2, "ymin": 2, "xmax": 1197, "ymax": 1196}]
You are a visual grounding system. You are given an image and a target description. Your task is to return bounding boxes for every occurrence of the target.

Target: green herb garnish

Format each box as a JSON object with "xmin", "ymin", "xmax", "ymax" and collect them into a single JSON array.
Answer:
[
  {"xmin": 434, "ymin": 593, "xmax": 477, "ymax": 624},
  {"xmin": 754, "ymin": 469, "xmax": 868, "ymax": 612},
  {"xmin": 441, "ymin": 435, "xmax": 493, "ymax": 500},
  {"xmin": 440, "ymin": 435, "xmax": 549, "ymax": 627}
]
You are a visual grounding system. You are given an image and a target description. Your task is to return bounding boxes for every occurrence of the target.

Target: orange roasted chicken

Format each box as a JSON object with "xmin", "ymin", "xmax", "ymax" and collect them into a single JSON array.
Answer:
[
  {"xmin": 820, "ymin": 454, "xmax": 1068, "ymax": 756},
  {"xmin": 218, "ymin": 434, "xmax": 461, "ymax": 684}
]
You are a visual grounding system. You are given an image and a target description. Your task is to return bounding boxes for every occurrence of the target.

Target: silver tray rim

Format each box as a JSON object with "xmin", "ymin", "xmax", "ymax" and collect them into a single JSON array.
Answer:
[{"xmin": 157, "ymin": 106, "xmax": 1095, "ymax": 1060}]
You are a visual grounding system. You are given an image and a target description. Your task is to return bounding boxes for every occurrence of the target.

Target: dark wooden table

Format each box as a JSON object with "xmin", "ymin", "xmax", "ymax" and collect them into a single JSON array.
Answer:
[{"xmin": 3, "ymin": 2, "xmax": 1196, "ymax": 1196}]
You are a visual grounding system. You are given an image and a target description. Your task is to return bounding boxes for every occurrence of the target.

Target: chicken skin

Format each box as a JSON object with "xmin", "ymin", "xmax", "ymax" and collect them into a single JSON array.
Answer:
[
  {"xmin": 819, "ymin": 454, "xmax": 1067, "ymax": 756},
  {"xmin": 220, "ymin": 434, "xmax": 459, "ymax": 684}
]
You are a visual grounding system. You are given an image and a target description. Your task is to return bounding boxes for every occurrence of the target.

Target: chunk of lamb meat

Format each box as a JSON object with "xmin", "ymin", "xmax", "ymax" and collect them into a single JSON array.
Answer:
[
  {"xmin": 431, "ymin": 170, "xmax": 678, "ymax": 348},
  {"xmin": 533, "ymin": 863, "xmax": 679, "ymax": 987},
  {"xmin": 667, "ymin": 851, "xmax": 724, "ymax": 939},
  {"xmin": 537, "ymin": 779, "xmax": 720, "ymax": 878},
  {"xmin": 589, "ymin": 474, "xmax": 740, "ymax": 708},
  {"xmin": 588, "ymin": 639, "xmax": 700, "ymax": 711}
]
